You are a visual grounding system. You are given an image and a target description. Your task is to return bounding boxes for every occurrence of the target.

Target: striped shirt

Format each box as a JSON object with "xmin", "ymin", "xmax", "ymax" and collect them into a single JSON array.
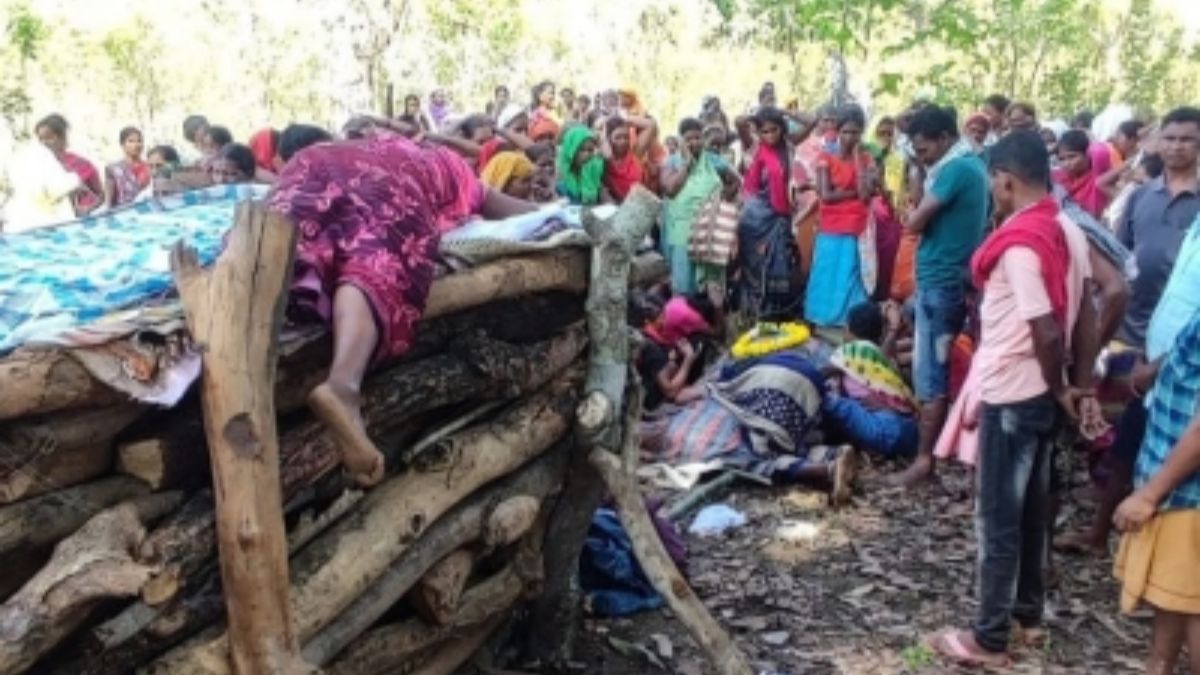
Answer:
[{"xmin": 1136, "ymin": 314, "xmax": 1200, "ymax": 510}]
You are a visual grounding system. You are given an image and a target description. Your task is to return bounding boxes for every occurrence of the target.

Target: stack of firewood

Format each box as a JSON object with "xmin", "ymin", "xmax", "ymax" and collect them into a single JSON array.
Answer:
[{"xmin": 0, "ymin": 192, "xmax": 671, "ymax": 675}]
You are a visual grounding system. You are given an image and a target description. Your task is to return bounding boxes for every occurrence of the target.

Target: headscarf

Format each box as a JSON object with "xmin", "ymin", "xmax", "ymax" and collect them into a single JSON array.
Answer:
[
  {"xmin": 557, "ymin": 125, "xmax": 605, "ymax": 205},
  {"xmin": 644, "ymin": 296, "xmax": 711, "ymax": 346},
  {"xmin": 248, "ymin": 128, "xmax": 277, "ymax": 172},
  {"xmin": 618, "ymin": 88, "xmax": 647, "ymax": 117},
  {"xmin": 481, "ymin": 151, "xmax": 534, "ymax": 192}
]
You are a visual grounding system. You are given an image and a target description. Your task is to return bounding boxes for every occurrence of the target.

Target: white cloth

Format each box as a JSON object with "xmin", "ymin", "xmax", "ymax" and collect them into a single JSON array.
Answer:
[{"xmin": 3, "ymin": 143, "xmax": 80, "ymax": 234}]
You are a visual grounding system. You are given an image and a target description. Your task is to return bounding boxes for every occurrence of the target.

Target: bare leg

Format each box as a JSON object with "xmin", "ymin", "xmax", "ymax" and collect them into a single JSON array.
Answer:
[
  {"xmin": 1147, "ymin": 609, "xmax": 1186, "ymax": 675},
  {"xmin": 1059, "ymin": 457, "xmax": 1133, "ymax": 556},
  {"xmin": 308, "ymin": 284, "xmax": 386, "ymax": 487},
  {"xmin": 1186, "ymin": 613, "xmax": 1200, "ymax": 675},
  {"xmin": 890, "ymin": 398, "xmax": 946, "ymax": 488}
]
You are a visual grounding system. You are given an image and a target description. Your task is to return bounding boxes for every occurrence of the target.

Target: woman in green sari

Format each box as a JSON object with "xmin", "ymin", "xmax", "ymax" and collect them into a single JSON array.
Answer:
[
  {"xmin": 660, "ymin": 119, "xmax": 739, "ymax": 294},
  {"xmin": 556, "ymin": 124, "xmax": 607, "ymax": 205}
]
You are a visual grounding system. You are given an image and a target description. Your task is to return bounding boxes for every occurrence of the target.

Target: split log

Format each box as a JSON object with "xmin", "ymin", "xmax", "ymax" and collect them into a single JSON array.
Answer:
[
  {"xmin": 410, "ymin": 496, "xmax": 540, "ymax": 626},
  {"xmin": 328, "ymin": 523, "xmax": 547, "ymax": 675},
  {"xmin": 0, "ymin": 504, "xmax": 156, "ymax": 675},
  {"xmin": 406, "ymin": 616, "xmax": 504, "ymax": 675},
  {"xmin": 529, "ymin": 187, "xmax": 660, "ymax": 665},
  {"xmin": 171, "ymin": 202, "xmax": 305, "ymax": 674},
  {"xmin": 146, "ymin": 377, "xmax": 579, "ymax": 674},
  {"xmin": 0, "ymin": 404, "xmax": 145, "ymax": 503},
  {"xmin": 301, "ymin": 459, "xmax": 560, "ymax": 666},
  {"xmin": 279, "ymin": 324, "xmax": 587, "ymax": 499},
  {"xmin": 138, "ymin": 492, "xmax": 216, "ymax": 606},
  {"xmin": 588, "ymin": 383, "xmax": 753, "ymax": 675},
  {"xmin": 116, "ymin": 409, "xmax": 207, "ymax": 490},
  {"xmin": 0, "ymin": 475, "xmax": 149, "ymax": 558},
  {"xmin": 0, "ymin": 348, "xmax": 121, "ymax": 421}
]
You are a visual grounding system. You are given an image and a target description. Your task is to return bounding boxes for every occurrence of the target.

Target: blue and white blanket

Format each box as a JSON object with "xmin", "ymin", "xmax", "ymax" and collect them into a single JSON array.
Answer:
[{"xmin": 0, "ymin": 185, "xmax": 269, "ymax": 354}]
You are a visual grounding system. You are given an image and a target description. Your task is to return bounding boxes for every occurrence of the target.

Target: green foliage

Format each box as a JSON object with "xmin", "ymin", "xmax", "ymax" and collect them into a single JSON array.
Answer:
[
  {"xmin": 6, "ymin": 4, "xmax": 48, "ymax": 64},
  {"xmin": 99, "ymin": 16, "xmax": 165, "ymax": 123}
]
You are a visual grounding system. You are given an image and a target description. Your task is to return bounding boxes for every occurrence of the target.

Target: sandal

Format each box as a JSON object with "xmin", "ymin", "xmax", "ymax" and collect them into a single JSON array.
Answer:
[{"xmin": 927, "ymin": 628, "xmax": 1012, "ymax": 669}]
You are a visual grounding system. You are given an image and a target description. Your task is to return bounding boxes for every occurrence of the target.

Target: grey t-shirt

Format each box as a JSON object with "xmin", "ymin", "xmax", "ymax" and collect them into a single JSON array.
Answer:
[{"xmin": 1117, "ymin": 176, "xmax": 1200, "ymax": 349}]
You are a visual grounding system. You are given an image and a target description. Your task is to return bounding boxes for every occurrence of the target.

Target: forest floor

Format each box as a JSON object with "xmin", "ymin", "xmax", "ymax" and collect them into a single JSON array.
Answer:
[{"xmin": 554, "ymin": 460, "xmax": 1154, "ymax": 675}]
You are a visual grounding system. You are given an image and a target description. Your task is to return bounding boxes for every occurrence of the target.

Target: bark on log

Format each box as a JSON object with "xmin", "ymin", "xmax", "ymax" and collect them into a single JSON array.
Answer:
[
  {"xmin": 631, "ymin": 251, "xmax": 669, "ymax": 289},
  {"xmin": 529, "ymin": 188, "xmax": 660, "ymax": 665},
  {"xmin": 145, "ymin": 377, "xmax": 579, "ymax": 674},
  {"xmin": 0, "ymin": 349, "xmax": 121, "ymax": 421},
  {"xmin": 0, "ymin": 504, "xmax": 157, "ymax": 675},
  {"xmin": 0, "ymin": 404, "xmax": 144, "ymax": 503},
  {"xmin": 171, "ymin": 202, "xmax": 306, "ymax": 675},
  {"xmin": 116, "ymin": 408, "xmax": 208, "ymax": 490},
  {"xmin": 0, "ymin": 476, "xmax": 149, "ymax": 558},
  {"xmin": 279, "ymin": 324, "xmax": 587, "ymax": 499},
  {"xmin": 138, "ymin": 491, "xmax": 216, "ymax": 606},
  {"xmin": 423, "ymin": 249, "xmax": 587, "ymax": 320},
  {"xmin": 328, "ymin": 531, "xmax": 545, "ymax": 675},
  {"xmin": 588, "ymin": 385, "xmax": 753, "ymax": 675},
  {"xmin": 410, "ymin": 495, "xmax": 539, "ymax": 626}
]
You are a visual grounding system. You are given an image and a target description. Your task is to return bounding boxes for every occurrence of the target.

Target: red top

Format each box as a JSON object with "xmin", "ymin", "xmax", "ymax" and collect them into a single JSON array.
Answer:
[
  {"xmin": 816, "ymin": 150, "xmax": 871, "ymax": 236},
  {"xmin": 605, "ymin": 152, "xmax": 645, "ymax": 202}
]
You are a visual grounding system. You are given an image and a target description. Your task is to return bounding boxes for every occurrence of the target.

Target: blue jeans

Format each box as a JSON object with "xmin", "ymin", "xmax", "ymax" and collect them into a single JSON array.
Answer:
[
  {"xmin": 973, "ymin": 394, "xmax": 1059, "ymax": 653},
  {"xmin": 913, "ymin": 284, "xmax": 966, "ymax": 402},
  {"xmin": 821, "ymin": 396, "xmax": 918, "ymax": 458}
]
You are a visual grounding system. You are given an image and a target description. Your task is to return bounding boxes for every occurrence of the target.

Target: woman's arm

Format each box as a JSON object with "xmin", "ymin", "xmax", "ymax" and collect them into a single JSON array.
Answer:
[
  {"xmin": 496, "ymin": 126, "xmax": 533, "ymax": 151},
  {"xmin": 656, "ymin": 343, "xmax": 700, "ymax": 401},
  {"xmin": 597, "ymin": 120, "xmax": 615, "ymax": 161},
  {"xmin": 815, "ymin": 163, "xmax": 858, "ymax": 204},
  {"xmin": 660, "ymin": 150, "xmax": 693, "ymax": 197},
  {"xmin": 1088, "ymin": 245, "xmax": 1129, "ymax": 346},
  {"xmin": 479, "ymin": 187, "xmax": 538, "ymax": 219},
  {"xmin": 734, "ymin": 115, "xmax": 756, "ymax": 154},
  {"xmin": 104, "ymin": 167, "xmax": 117, "ymax": 207},
  {"xmin": 424, "ymin": 132, "xmax": 483, "ymax": 158},
  {"xmin": 627, "ymin": 115, "xmax": 659, "ymax": 156}
]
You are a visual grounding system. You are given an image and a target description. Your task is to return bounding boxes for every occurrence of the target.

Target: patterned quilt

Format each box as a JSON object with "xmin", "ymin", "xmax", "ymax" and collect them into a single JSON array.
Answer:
[{"xmin": 0, "ymin": 185, "xmax": 269, "ymax": 354}]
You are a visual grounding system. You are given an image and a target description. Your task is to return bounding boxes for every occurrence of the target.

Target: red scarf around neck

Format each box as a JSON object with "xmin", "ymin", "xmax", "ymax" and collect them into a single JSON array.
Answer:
[{"xmin": 743, "ymin": 142, "xmax": 791, "ymax": 215}]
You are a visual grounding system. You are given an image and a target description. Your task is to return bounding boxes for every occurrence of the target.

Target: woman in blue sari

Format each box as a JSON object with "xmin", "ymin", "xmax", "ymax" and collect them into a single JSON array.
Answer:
[{"xmin": 734, "ymin": 107, "xmax": 796, "ymax": 319}]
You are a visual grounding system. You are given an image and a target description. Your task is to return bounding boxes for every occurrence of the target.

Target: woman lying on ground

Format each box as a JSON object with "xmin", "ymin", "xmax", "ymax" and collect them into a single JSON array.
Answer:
[
  {"xmin": 105, "ymin": 126, "xmax": 151, "ymax": 208},
  {"xmin": 269, "ymin": 122, "xmax": 539, "ymax": 485}
]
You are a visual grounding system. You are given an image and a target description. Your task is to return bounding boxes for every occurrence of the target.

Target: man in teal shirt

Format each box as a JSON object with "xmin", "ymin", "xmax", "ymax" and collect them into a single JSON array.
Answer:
[{"xmin": 892, "ymin": 105, "xmax": 990, "ymax": 487}]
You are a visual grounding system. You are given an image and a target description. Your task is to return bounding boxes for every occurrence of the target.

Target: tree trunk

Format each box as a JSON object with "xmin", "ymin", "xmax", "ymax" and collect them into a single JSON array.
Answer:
[
  {"xmin": 529, "ymin": 187, "xmax": 660, "ymax": 665},
  {"xmin": 0, "ymin": 476, "xmax": 149, "ymax": 558},
  {"xmin": 0, "ymin": 349, "xmax": 120, "ymax": 421},
  {"xmin": 145, "ymin": 376, "xmax": 579, "ymax": 674},
  {"xmin": 0, "ymin": 504, "xmax": 158, "ymax": 675},
  {"xmin": 171, "ymin": 202, "xmax": 307, "ymax": 675}
]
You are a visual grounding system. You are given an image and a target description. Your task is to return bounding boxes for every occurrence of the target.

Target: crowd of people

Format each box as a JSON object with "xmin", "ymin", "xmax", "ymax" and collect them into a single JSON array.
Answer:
[{"xmin": 4, "ymin": 79, "xmax": 1200, "ymax": 673}]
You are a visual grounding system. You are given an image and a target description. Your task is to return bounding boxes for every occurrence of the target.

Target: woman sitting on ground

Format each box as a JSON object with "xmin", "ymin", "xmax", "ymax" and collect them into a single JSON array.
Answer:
[
  {"xmin": 269, "ymin": 123, "xmax": 538, "ymax": 486},
  {"xmin": 805, "ymin": 104, "xmax": 874, "ymax": 327},
  {"xmin": 557, "ymin": 125, "xmax": 607, "ymax": 206},
  {"xmin": 35, "ymin": 114, "xmax": 103, "ymax": 217},
  {"xmin": 599, "ymin": 115, "xmax": 657, "ymax": 203},
  {"xmin": 821, "ymin": 303, "xmax": 918, "ymax": 458},
  {"xmin": 635, "ymin": 291, "xmax": 720, "ymax": 411},
  {"xmin": 481, "ymin": 151, "xmax": 536, "ymax": 199},
  {"xmin": 105, "ymin": 126, "xmax": 151, "ymax": 208}
]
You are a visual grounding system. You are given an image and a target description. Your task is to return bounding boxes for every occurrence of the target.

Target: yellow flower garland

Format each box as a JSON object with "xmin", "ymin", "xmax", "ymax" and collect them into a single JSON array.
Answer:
[{"xmin": 731, "ymin": 322, "xmax": 811, "ymax": 360}]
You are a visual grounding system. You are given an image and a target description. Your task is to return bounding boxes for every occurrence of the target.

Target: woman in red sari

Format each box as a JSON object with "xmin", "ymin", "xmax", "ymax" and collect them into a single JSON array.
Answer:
[
  {"xmin": 600, "ymin": 116, "xmax": 657, "ymax": 202},
  {"xmin": 104, "ymin": 126, "xmax": 151, "ymax": 207},
  {"xmin": 1054, "ymin": 129, "xmax": 1110, "ymax": 218},
  {"xmin": 269, "ymin": 122, "xmax": 537, "ymax": 486},
  {"xmin": 35, "ymin": 114, "xmax": 102, "ymax": 216}
]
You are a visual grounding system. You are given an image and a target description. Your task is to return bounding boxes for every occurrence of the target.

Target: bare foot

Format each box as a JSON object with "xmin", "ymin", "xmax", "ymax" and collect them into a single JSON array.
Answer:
[
  {"xmin": 888, "ymin": 454, "xmax": 935, "ymax": 489},
  {"xmin": 927, "ymin": 629, "xmax": 1011, "ymax": 668},
  {"xmin": 831, "ymin": 446, "xmax": 858, "ymax": 508},
  {"xmin": 1054, "ymin": 531, "xmax": 1109, "ymax": 557},
  {"xmin": 308, "ymin": 382, "xmax": 386, "ymax": 487}
]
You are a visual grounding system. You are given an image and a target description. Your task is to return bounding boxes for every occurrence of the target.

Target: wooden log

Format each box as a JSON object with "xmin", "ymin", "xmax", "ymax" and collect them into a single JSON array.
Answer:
[
  {"xmin": 0, "ymin": 404, "xmax": 144, "ymax": 503},
  {"xmin": 171, "ymin": 202, "xmax": 306, "ymax": 674},
  {"xmin": 328, "ymin": 530, "xmax": 545, "ymax": 675},
  {"xmin": 301, "ymin": 456, "xmax": 561, "ymax": 666},
  {"xmin": 279, "ymin": 324, "xmax": 587, "ymax": 499},
  {"xmin": 588, "ymin": 384, "xmax": 753, "ymax": 675},
  {"xmin": 529, "ymin": 188, "xmax": 660, "ymax": 666},
  {"xmin": 0, "ymin": 348, "xmax": 121, "ymax": 421},
  {"xmin": 0, "ymin": 504, "xmax": 157, "ymax": 675},
  {"xmin": 138, "ymin": 492, "xmax": 216, "ymax": 606},
  {"xmin": 410, "ymin": 496, "xmax": 539, "ymax": 627},
  {"xmin": 423, "ymin": 249, "xmax": 587, "ymax": 319},
  {"xmin": 631, "ymin": 251, "xmax": 669, "ymax": 289},
  {"xmin": 0, "ymin": 475, "xmax": 149, "ymax": 558},
  {"xmin": 146, "ymin": 379, "xmax": 578, "ymax": 674},
  {"xmin": 116, "ymin": 408, "xmax": 208, "ymax": 490}
]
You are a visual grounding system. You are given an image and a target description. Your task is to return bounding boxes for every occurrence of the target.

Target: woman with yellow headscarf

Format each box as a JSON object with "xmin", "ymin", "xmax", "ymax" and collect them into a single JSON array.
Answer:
[{"xmin": 481, "ymin": 151, "xmax": 536, "ymax": 200}]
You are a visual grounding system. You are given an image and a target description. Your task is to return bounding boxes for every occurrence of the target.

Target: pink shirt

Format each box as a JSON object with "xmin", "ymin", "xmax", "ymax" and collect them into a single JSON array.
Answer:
[{"xmin": 975, "ymin": 214, "xmax": 1092, "ymax": 405}]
